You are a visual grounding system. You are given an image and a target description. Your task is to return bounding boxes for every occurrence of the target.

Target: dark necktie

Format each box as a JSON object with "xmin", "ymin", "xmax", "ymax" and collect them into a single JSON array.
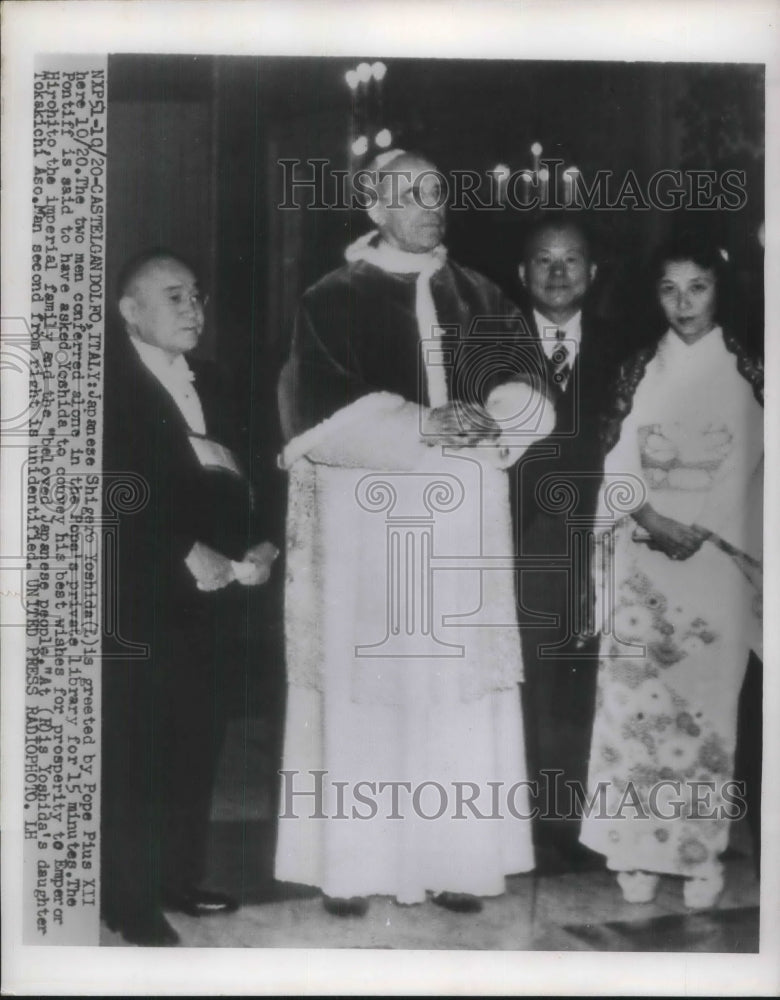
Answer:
[{"xmin": 551, "ymin": 328, "xmax": 572, "ymax": 391}]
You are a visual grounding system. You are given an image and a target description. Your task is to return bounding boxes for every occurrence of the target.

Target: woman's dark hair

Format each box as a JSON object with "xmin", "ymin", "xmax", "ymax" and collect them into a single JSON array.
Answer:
[
  {"xmin": 648, "ymin": 231, "xmax": 733, "ymax": 330},
  {"xmin": 600, "ymin": 230, "xmax": 763, "ymax": 450}
]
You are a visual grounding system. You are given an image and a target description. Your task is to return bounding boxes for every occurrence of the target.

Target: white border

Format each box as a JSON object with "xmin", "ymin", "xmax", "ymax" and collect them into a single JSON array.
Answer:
[{"xmin": 2, "ymin": 0, "xmax": 779, "ymax": 994}]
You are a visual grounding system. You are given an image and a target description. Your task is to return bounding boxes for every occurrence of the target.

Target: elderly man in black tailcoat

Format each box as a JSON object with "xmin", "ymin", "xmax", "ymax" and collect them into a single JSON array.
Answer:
[{"xmin": 101, "ymin": 249, "xmax": 278, "ymax": 944}]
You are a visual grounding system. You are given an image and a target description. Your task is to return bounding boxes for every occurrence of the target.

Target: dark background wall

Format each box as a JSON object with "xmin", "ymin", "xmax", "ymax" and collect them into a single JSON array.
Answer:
[
  {"xmin": 105, "ymin": 53, "xmax": 765, "ymax": 716},
  {"xmin": 106, "ymin": 53, "xmax": 765, "ymax": 379}
]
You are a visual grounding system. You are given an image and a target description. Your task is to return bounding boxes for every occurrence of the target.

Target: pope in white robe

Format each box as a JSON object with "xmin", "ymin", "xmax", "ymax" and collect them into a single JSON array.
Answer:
[{"xmin": 274, "ymin": 151, "xmax": 554, "ymax": 912}]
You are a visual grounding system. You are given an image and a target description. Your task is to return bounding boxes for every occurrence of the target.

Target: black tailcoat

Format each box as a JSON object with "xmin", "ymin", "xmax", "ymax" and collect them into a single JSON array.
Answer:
[{"xmin": 100, "ymin": 331, "xmax": 256, "ymax": 926}]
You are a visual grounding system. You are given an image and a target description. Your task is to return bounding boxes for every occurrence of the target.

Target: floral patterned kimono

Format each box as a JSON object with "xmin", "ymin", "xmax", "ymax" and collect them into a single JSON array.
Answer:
[{"xmin": 580, "ymin": 326, "xmax": 763, "ymax": 879}]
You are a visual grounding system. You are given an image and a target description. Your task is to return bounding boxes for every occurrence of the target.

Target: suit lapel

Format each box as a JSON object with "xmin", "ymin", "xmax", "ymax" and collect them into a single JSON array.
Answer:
[
  {"xmin": 116, "ymin": 337, "xmax": 192, "ymax": 433},
  {"xmin": 189, "ymin": 359, "xmax": 237, "ymax": 450}
]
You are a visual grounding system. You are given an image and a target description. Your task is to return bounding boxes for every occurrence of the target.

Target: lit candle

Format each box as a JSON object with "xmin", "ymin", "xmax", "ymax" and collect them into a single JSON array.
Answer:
[
  {"xmin": 562, "ymin": 167, "xmax": 572, "ymax": 206},
  {"xmin": 519, "ymin": 171, "xmax": 534, "ymax": 207},
  {"xmin": 538, "ymin": 166, "xmax": 550, "ymax": 204},
  {"xmin": 492, "ymin": 163, "xmax": 510, "ymax": 205},
  {"xmin": 563, "ymin": 166, "xmax": 579, "ymax": 206},
  {"xmin": 531, "ymin": 142, "xmax": 542, "ymax": 176}
]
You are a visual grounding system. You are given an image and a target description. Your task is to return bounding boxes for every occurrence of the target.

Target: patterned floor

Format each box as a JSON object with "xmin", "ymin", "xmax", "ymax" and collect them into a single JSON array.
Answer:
[
  {"xmin": 99, "ymin": 840, "xmax": 759, "ymax": 950},
  {"xmin": 100, "ymin": 716, "xmax": 761, "ymax": 951}
]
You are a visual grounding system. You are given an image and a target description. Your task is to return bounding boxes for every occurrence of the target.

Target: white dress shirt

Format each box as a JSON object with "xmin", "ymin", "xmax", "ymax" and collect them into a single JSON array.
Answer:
[
  {"xmin": 129, "ymin": 335, "xmax": 207, "ymax": 435},
  {"xmin": 533, "ymin": 308, "xmax": 583, "ymax": 367},
  {"xmin": 129, "ymin": 335, "xmax": 261, "ymax": 589}
]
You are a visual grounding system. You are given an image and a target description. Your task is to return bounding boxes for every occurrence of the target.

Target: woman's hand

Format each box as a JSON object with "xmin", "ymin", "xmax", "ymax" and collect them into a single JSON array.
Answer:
[{"xmin": 632, "ymin": 503, "xmax": 709, "ymax": 561}]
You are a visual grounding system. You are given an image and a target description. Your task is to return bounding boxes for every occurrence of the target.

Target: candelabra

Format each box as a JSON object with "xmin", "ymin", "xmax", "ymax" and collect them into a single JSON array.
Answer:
[
  {"xmin": 345, "ymin": 60, "xmax": 391, "ymax": 168},
  {"xmin": 491, "ymin": 143, "xmax": 581, "ymax": 208}
]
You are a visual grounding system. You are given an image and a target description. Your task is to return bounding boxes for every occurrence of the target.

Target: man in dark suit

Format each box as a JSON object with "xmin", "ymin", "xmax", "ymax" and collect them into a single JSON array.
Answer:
[
  {"xmin": 101, "ymin": 249, "xmax": 278, "ymax": 945},
  {"xmin": 511, "ymin": 214, "xmax": 618, "ymax": 873}
]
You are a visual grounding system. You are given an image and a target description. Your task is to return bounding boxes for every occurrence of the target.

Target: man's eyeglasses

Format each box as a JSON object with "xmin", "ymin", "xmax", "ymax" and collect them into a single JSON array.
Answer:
[{"xmin": 168, "ymin": 290, "xmax": 209, "ymax": 311}]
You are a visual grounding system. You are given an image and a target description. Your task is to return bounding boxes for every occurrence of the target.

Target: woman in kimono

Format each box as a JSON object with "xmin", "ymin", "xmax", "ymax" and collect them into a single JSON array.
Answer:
[{"xmin": 580, "ymin": 234, "xmax": 763, "ymax": 909}]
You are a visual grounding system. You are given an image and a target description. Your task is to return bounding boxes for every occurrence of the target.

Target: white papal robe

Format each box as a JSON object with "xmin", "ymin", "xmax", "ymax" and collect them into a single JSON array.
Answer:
[{"xmin": 274, "ymin": 237, "xmax": 552, "ymax": 903}]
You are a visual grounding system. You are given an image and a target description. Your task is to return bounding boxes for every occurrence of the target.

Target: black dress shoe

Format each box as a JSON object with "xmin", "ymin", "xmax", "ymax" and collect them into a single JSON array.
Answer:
[
  {"xmin": 432, "ymin": 891, "xmax": 483, "ymax": 913},
  {"xmin": 104, "ymin": 910, "xmax": 180, "ymax": 946},
  {"xmin": 322, "ymin": 895, "xmax": 369, "ymax": 917},
  {"xmin": 566, "ymin": 843, "xmax": 606, "ymax": 873},
  {"xmin": 534, "ymin": 841, "xmax": 605, "ymax": 875},
  {"xmin": 161, "ymin": 887, "xmax": 239, "ymax": 917}
]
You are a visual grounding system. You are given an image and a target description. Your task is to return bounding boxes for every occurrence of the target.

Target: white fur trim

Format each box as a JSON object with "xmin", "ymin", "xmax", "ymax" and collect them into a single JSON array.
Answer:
[
  {"xmin": 280, "ymin": 391, "xmax": 431, "ymax": 471},
  {"xmin": 485, "ymin": 380, "xmax": 557, "ymax": 468}
]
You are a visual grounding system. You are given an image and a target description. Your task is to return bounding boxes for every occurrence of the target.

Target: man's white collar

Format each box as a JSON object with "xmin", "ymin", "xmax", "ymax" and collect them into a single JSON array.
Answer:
[
  {"xmin": 345, "ymin": 230, "xmax": 447, "ymax": 276},
  {"xmin": 533, "ymin": 308, "xmax": 582, "ymax": 341},
  {"xmin": 533, "ymin": 309, "xmax": 583, "ymax": 365},
  {"xmin": 129, "ymin": 334, "xmax": 194, "ymax": 382}
]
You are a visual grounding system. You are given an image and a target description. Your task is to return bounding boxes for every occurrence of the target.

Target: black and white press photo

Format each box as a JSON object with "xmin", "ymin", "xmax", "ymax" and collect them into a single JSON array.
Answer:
[{"xmin": 2, "ymin": 1, "xmax": 778, "ymax": 995}]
